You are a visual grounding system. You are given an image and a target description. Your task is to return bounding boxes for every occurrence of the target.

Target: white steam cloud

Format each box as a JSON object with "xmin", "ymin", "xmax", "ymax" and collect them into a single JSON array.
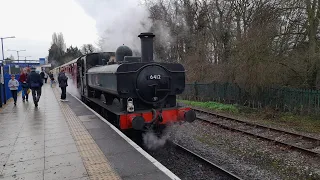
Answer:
[
  {"xmin": 75, "ymin": 0, "xmax": 152, "ymax": 52},
  {"xmin": 142, "ymin": 128, "xmax": 171, "ymax": 150},
  {"xmin": 66, "ymin": 73, "xmax": 81, "ymax": 98},
  {"xmin": 142, "ymin": 123, "xmax": 176, "ymax": 150},
  {"xmin": 50, "ymin": 60, "xmax": 59, "ymax": 68}
]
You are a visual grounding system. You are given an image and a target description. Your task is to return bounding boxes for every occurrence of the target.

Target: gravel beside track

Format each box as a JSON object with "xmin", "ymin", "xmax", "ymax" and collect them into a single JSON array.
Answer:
[
  {"xmin": 146, "ymin": 140, "xmax": 240, "ymax": 180},
  {"xmin": 195, "ymin": 111, "xmax": 320, "ymax": 156},
  {"xmin": 85, "ymin": 100, "xmax": 320, "ymax": 179},
  {"xmin": 172, "ymin": 142, "xmax": 242, "ymax": 180},
  {"xmin": 164, "ymin": 121, "xmax": 320, "ymax": 180},
  {"xmin": 186, "ymin": 104, "xmax": 320, "ymax": 140}
]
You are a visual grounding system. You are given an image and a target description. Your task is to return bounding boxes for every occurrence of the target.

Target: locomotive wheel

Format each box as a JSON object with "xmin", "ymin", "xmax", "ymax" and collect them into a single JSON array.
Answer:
[
  {"xmin": 100, "ymin": 107, "xmax": 107, "ymax": 119},
  {"xmin": 103, "ymin": 94, "xmax": 114, "ymax": 105},
  {"xmin": 112, "ymin": 98, "xmax": 122, "ymax": 109},
  {"xmin": 81, "ymin": 96, "xmax": 88, "ymax": 105},
  {"xmin": 93, "ymin": 90, "xmax": 101, "ymax": 98},
  {"xmin": 100, "ymin": 94, "xmax": 106, "ymax": 104},
  {"xmin": 100, "ymin": 93, "xmax": 114, "ymax": 105}
]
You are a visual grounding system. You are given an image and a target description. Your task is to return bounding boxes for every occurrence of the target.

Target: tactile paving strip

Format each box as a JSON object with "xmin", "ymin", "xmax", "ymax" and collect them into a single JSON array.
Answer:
[{"xmin": 52, "ymin": 88, "xmax": 121, "ymax": 180}]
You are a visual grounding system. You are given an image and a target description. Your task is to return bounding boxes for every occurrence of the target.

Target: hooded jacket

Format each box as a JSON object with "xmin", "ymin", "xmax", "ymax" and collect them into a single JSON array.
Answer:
[
  {"xmin": 27, "ymin": 71, "xmax": 43, "ymax": 88},
  {"xmin": 18, "ymin": 73, "xmax": 27, "ymax": 83},
  {"xmin": 58, "ymin": 72, "xmax": 68, "ymax": 87}
]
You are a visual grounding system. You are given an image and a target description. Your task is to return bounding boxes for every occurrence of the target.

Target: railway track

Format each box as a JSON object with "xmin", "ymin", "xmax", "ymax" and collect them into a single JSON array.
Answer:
[
  {"xmin": 192, "ymin": 107, "xmax": 320, "ymax": 156},
  {"xmin": 171, "ymin": 141, "xmax": 243, "ymax": 180}
]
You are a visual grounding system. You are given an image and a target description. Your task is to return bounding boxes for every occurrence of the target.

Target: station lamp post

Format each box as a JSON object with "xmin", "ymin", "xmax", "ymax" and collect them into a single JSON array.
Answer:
[
  {"xmin": 7, "ymin": 49, "xmax": 26, "ymax": 74},
  {"xmin": 0, "ymin": 36, "xmax": 15, "ymax": 107}
]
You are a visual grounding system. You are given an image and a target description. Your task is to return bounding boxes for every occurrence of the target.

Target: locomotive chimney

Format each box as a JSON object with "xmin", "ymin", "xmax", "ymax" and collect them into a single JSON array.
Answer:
[{"xmin": 138, "ymin": 32, "xmax": 155, "ymax": 62}]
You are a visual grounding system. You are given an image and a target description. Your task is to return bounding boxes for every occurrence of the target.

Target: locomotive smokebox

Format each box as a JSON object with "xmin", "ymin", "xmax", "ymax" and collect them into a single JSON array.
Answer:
[{"xmin": 138, "ymin": 32, "xmax": 155, "ymax": 62}]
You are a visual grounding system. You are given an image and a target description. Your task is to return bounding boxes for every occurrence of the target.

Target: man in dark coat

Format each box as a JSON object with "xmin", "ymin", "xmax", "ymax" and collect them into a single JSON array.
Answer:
[
  {"xmin": 40, "ymin": 71, "xmax": 45, "ymax": 80},
  {"xmin": 27, "ymin": 67, "xmax": 43, "ymax": 107},
  {"xmin": 58, "ymin": 69, "xmax": 68, "ymax": 101}
]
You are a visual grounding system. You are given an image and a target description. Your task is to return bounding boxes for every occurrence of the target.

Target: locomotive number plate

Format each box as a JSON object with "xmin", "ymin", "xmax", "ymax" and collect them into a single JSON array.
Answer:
[{"xmin": 147, "ymin": 75, "xmax": 161, "ymax": 80}]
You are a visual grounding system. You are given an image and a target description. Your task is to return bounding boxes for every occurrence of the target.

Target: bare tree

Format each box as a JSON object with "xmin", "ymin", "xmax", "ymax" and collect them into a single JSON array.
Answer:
[
  {"xmin": 81, "ymin": 44, "xmax": 96, "ymax": 55},
  {"xmin": 143, "ymin": 0, "xmax": 320, "ymax": 89},
  {"xmin": 51, "ymin": 32, "xmax": 66, "ymax": 52}
]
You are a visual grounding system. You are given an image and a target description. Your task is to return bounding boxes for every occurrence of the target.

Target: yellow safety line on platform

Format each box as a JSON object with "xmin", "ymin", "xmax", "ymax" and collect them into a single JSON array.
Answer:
[{"xmin": 52, "ymin": 88, "xmax": 121, "ymax": 180}]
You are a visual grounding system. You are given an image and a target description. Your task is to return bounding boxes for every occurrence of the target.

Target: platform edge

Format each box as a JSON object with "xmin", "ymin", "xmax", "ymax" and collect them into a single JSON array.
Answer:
[{"xmin": 69, "ymin": 93, "xmax": 181, "ymax": 180}]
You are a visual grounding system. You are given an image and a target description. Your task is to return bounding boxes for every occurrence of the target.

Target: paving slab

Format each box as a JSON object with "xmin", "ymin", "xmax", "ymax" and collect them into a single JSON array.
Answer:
[{"xmin": 0, "ymin": 84, "xmax": 89, "ymax": 179}]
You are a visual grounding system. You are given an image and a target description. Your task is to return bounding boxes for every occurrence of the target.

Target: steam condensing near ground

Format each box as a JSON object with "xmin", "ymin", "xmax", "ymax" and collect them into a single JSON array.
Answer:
[
  {"xmin": 143, "ymin": 131, "xmax": 169, "ymax": 150},
  {"xmin": 142, "ymin": 124, "xmax": 178, "ymax": 150},
  {"xmin": 65, "ymin": 74, "xmax": 80, "ymax": 98}
]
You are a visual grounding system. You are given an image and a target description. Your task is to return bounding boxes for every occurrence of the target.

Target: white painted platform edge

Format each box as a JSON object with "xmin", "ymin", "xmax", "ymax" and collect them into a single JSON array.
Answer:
[{"xmin": 69, "ymin": 93, "xmax": 181, "ymax": 180}]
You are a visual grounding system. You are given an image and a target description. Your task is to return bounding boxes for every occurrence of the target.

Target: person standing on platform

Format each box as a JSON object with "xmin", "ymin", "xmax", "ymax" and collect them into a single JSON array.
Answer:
[
  {"xmin": 49, "ymin": 72, "xmax": 55, "ymax": 88},
  {"xmin": 40, "ymin": 70, "xmax": 45, "ymax": 83},
  {"xmin": 27, "ymin": 67, "xmax": 43, "ymax": 107},
  {"xmin": 18, "ymin": 68, "xmax": 29, "ymax": 102},
  {"xmin": 8, "ymin": 74, "xmax": 19, "ymax": 106},
  {"xmin": 44, "ymin": 72, "xmax": 48, "ymax": 84},
  {"xmin": 26, "ymin": 67, "xmax": 31, "ymax": 74},
  {"xmin": 58, "ymin": 69, "xmax": 68, "ymax": 101}
]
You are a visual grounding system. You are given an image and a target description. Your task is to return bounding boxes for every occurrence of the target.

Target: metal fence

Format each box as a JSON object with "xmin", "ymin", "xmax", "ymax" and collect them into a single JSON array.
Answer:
[
  {"xmin": 2, "ymin": 63, "xmax": 39, "ymax": 74},
  {"xmin": 0, "ymin": 74, "xmax": 22, "ymax": 105},
  {"xmin": 179, "ymin": 82, "xmax": 320, "ymax": 114}
]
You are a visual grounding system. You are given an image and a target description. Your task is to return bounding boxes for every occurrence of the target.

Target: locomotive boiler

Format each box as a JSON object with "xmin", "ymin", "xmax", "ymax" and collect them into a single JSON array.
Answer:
[{"xmin": 57, "ymin": 32, "xmax": 196, "ymax": 132}]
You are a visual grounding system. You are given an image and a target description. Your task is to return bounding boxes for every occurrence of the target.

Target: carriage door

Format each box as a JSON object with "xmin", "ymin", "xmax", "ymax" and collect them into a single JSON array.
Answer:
[{"xmin": 79, "ymin": 58, "xmax": 85, "ymax": 96}]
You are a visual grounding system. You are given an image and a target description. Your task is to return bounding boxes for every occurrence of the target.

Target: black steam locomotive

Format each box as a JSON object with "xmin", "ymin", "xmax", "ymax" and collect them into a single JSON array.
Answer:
[{"xmin": 57, "ymin": 32, "xmax": 196, "ymax": 132}]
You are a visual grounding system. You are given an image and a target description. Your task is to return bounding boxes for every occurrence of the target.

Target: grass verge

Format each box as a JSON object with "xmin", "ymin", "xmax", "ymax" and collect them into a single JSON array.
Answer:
[
  {"xmin": 178, "ymin": 100, "xmax": 240, "ymax": 114},
  {"xmin": 178, "ymin": 99, "xmax": 320, "ymax": 134}
]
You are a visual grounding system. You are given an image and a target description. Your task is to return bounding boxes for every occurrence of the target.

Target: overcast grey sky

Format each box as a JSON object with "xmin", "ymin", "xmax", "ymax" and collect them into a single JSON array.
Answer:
[
  {"xmin": 0, "ymin": 0, "xmax": 98, "ymax": 61},
  {"xmin": 75, "ymin": 0, "xmax": 152, "ymax": 52}
]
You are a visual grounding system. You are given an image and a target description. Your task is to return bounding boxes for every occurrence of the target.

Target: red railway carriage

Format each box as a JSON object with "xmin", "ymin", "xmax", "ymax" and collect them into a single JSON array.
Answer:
[
  {"xmin": 62, "ymin": 59, "xmax": 78, "ymax": 85},
  {"xmin": 53, "ymin": 58, "xmax": 78, "ymax": 87}
]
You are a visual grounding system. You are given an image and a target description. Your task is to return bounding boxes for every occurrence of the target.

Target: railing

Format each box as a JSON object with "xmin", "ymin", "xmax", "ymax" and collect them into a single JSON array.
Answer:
[
  {"xmin": 179, "ymin": 82, "xmax": 320, "ymax": 114},
  {"xmin": 2, "ymin": 63, "xmax": 40, "ymax": 74}
]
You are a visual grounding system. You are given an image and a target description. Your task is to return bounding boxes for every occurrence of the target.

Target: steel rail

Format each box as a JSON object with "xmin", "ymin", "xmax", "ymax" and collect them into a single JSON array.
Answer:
[
  {"xmin": 193, "ymin": 108, "xmax": 320, "ymax": 142},
  {"xmin": 171, "ymin": 141, "xmax": 243, "ymax": 180},
  {"xmin": 192, "ymin": 108, "xmax": 320, "ymax": 156}
]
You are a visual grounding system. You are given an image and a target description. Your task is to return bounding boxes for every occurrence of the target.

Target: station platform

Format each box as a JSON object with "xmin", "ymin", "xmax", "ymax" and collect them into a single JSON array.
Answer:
[{"xmin": 0, "ymin": 84, "xmax": 179, "ymax": 180}]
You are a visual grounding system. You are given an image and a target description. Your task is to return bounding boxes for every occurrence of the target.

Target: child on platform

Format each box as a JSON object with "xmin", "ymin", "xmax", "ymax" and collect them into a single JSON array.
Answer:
[{"xmin": 8, "ymin": 74, "xmax": 19, "ymax": 105}]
